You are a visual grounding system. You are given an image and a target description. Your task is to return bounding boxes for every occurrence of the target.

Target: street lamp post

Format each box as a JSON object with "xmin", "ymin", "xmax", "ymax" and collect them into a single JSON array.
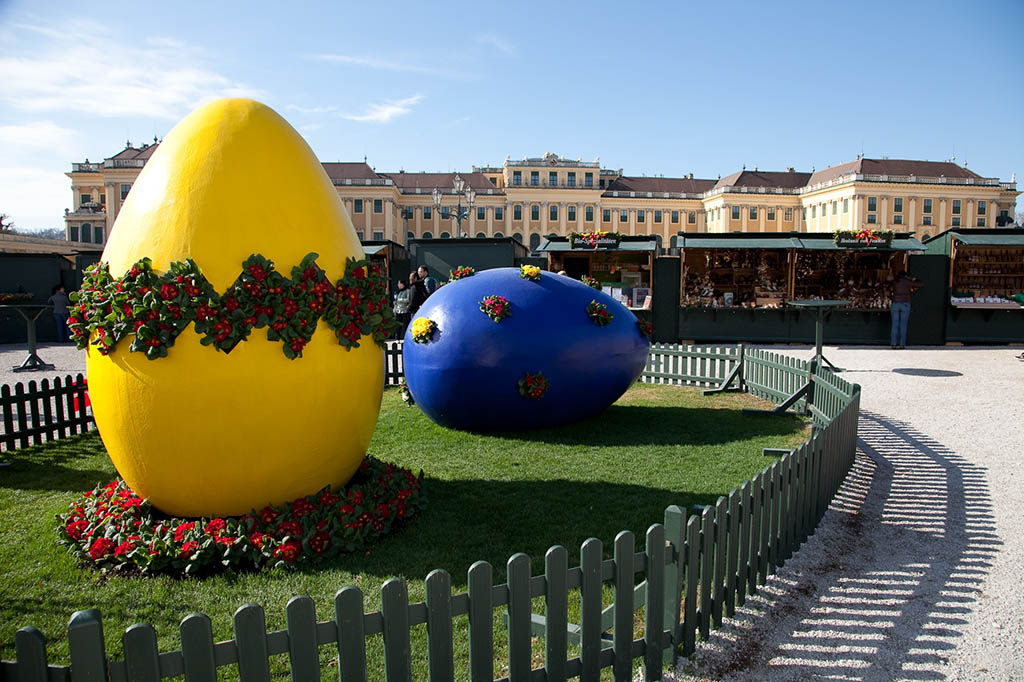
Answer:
[{"xmin": 432, "ymin": 173, "xmax": 476, "ymax": 238}]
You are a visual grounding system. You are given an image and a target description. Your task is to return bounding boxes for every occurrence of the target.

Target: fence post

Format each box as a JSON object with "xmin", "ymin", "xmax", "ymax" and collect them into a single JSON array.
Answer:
[
  {"xmin": 68, "ymin": 609, "xmax": 108, "ymax": 682},
  {"xmin": 15, "ymin": 626, "xmax": 49, "ymax": 682}
]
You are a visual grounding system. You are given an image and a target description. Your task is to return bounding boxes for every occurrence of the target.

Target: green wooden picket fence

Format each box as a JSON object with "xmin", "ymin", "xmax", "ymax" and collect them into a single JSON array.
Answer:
[
  {"xmin": 0, "ymin": 374, "xmax": 94, "ymax": 452},
  {"xmin": 0, "ymin": 344, "xmax": 860, "ymax": 682}
]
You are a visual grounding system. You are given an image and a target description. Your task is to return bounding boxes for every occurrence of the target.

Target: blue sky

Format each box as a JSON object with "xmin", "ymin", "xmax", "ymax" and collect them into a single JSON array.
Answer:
[{"xmin": 1, "ymin": 0, "xmax": 1022, "ymax": 231}]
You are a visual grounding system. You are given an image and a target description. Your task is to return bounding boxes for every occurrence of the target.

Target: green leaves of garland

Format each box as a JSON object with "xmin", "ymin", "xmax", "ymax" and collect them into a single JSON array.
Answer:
[{"xmin": 70, "ymin": 253, "xmax": 398, "ymax": 360}]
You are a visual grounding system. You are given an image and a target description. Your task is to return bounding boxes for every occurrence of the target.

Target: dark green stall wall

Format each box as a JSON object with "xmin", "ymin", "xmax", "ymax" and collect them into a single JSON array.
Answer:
[
  {"xmin": 652, "ymin": 257, "xmax": 680, "ymax": 343},
  {"xmin": 0, "ymin": 253, "xmax": 76, "ymax": 344}
]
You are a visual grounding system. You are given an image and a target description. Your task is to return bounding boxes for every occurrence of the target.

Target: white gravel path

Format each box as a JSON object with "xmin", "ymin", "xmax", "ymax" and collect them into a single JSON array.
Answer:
[
  {"xmin": 671, "ymin": 344, "xmax": 1024, "ymax": 682},
  {"xmin": 0, "ymin": 342, "xmax": 86, "ymax": 387},
  {"xmin": 4, "ymin": 342, "xmax": 1024, "ymax": 680}
]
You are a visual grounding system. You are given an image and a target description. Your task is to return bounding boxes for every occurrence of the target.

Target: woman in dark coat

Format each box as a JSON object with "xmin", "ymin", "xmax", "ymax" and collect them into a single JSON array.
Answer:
[{"xmin": 407, "ymin": 272, "xmax": 428, "ymax": 317}]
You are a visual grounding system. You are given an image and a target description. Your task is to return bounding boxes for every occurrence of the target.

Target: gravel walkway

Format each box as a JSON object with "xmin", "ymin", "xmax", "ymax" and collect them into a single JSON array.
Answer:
[
  {"xmin": 4, "ymin": 342, "xmax": 1023, "ymax": 679},
  {"xmin": 671, "ymin": 344, "xmax": 1024, "ymax": 681}
]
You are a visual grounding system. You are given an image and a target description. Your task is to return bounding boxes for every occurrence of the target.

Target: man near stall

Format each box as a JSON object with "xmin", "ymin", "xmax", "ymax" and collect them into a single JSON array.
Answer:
[
  {"xmin": 890, "ymin": 270, "xmax": 923, "ymax": 349},
  {"xmin": 417, "ymin": 265, "xmax": 438, "ymax": 296}
]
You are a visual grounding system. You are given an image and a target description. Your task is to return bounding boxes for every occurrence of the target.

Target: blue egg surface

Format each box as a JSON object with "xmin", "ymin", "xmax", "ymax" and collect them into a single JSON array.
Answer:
[{"xmin": 402, "ymin": 268, "xmax": 650, "ymax": 431}]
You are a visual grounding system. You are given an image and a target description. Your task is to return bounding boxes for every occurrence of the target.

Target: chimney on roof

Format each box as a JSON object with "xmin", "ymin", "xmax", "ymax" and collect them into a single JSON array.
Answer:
[
  {"xmin": 126, "ymin": 139, "xmax": 132, "ymax": 149},
  {"xmin": 688, "ymin": 173, "xmax": 694, "ymax": 179},
  {"xmin": 754, "ymin": 165, "xmax": 758, "ymax": 172},
  {"xmin": 786, "ymin": 167, "xmax": 794, "ymax": 172}
]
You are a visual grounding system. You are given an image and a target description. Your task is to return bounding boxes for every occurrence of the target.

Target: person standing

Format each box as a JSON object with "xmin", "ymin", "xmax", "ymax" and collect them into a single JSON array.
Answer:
[
  {"xmin": 48, "ymin": 284, "xmax": 71, "ymax": 343},
  {"xmin": 392, "ymin": 278, "xmax": 411, "ymax": 337},
  {"xmin": 407, "ymin": 271, "xmax": 428, "ymax": 317},
  {"xmin": 417, "ymin": 265, "xmax": 438, "ymax": 296},
  {"xmin": 890, "ymin": 270, "xmax": 922, "ymax": 349}
]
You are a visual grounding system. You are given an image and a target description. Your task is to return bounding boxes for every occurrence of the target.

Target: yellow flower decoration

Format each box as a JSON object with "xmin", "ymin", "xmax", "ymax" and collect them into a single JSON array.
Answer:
[
  {"xmin": 410, "ymin": 317, "xmax": 435, "ymax": 344},
  {"xmin": 519, "ymin": 265, "xmax": 542, "ymax": 281}
]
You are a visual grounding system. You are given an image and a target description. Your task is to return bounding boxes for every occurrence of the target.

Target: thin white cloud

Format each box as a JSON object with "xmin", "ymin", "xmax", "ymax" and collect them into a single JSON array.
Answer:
[
  {"xmin": 299, "ymin": 123, "xmax": 323, "ymax": 133},
  {"xmin": 310, "ymin": 53, "xmax": 464, "ymax": 79},
  {"xmin": 476, "ymin": 33, "xmax": 515, "ymax": 56},
  {"xmin": 287, "ymin": 104, "xmax": 338, "ymax": 114},
  {"xmin": 0, "ymin": 121, "xmax": 76, "ymax": 149},
  {"xmin": 342, "ymin": 95, "xmax": 423, "ymax": 124},
  {"xmin": 0, "ymin": 22, "xmax": 263, "ymax": 119}
]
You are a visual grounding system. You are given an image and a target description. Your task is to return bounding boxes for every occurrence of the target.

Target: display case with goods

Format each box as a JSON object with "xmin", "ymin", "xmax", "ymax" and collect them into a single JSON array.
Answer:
[
  {"xmin": 537, "ymin": 234, "xmax": 658, "ymax": 310},
  {"xmin": 924, "ymin": 228, "xmax": 1024, "ymax": 343}
]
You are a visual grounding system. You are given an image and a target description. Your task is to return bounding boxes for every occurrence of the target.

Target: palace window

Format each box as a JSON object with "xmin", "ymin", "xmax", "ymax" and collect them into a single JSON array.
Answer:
[
  {"xmin": 531, "ymin": 205, "xmax": 539, "ymax": 221},
  {"xmin": 440, "ymin": 232, "xmax": 450, "ymax": 239},
  {"xmin": 803, "ymin": 208, "xmax": 807, "ymax": 220},
  {"xmin": 496, "ymin": 207, "xmax": 504, "ymax": 220},
  {"xmin": 82, "ymin": 224, "xmax": 92, "ymax": 242},
  {"xmin": 978, "ymin": 200, "xmax": 987, "ymax": 215},
  {"xmin": 749, "ymin": 207, "xmax": 757, "ymax": 220},
  {"xmin": 477, "ymin": 232, "xmax": 486, "ymax": 238},
  {"xmin": 953, "ymin": 199, "xmax": 961, "ymax": 214},
  {"xmin": 513, "ymin": 205, "xmax": 522, "ymax": 220},
  {"xmin": 785, "ymin": 208, "xmax": 793, "ymax": 221},
  {"xmin": 567, "ymin": 172, "xmax": 576, "ymax": 187},
  {"xmin": 654, "ymin": 210, "xmax": 662, "ymax": 223},
  {"xmin": 441, "ymin": 207, "xmax": 451, "ymax": 218},
  {"xmin": 952, "ymin": 217, "xmax": 961, "ymax": 227},
  {"xmin": 120, "ymin": 183, "xmax": 131, "ymax": 200},
  {"xmin": 832, "ymin": 201, "xmax": 838, "ymax": 215},
  {"xmin": 423, "ymin": 231, "xmax": 433, "ymax": 238},
  {"xmin": 585, "ymin": 206, "xmax": 594, "ymax": 221},
  {"xmin": 354, "ymin": 199, "xmax": 363, "ymax": 213},
  {"xmin": 620, "ymin": 210, "xmax": 628, "ymax": 223},
  {"xmin": 372, "ymin": 231, "xmax": 384, "ymax": 241},
  {"xmin": 843, "ymin": 198, "xmax": 849, "ymax": 213},
  {"xmin": 80, "ymin": 193, "xmax": 90, "ymax": 205},
  {"xmin": 530, "ymin": 171, "xmax": 539, "ymax": 186},
  {"xmin": 923, "ymin": 198, "xmax": 932, "ymax": 213},
  {"xmin": 408, "ymin": 231, "xmax": 415, "ymax": 241},
  {"xmin": 811, "ymin": 206, "xmax": 816, "ymax": 218},
  {"xmin": 69, "ymin": 225, "xmax": 78, "ymax": 241},
  {"xmin": 568, "ymin": 205, "xmax": 576, "ymax": 221},
  {"xmin": 477, "ymin": 207, "xmax": 485, "ymax": 220},
  {"xmin": 688, "ymin": 211, "xmax": 696, "ymax": 224},
  {"xmin": 94, "ymin": 227, "xmax": 104, "ymax": 244},
  {"xmin": 423, "ymin": 206, "xmax": 432, "ymax": 219},
  {"xmin": 923, "ymin": 216, "xmax": 932, "ymax": 226},
  {"xmin": 493, "ymin": 232, "xmax": 503, "ymax": 237},
  {"xmin": 603, "ymin": 209, "xmax": 611, "ymax": 223},
  {"xmin": 513, "ymin": 171, "xmax": 522, "ymax": 186},
  {"xmin": 894, "ymin": 215, "xmax": 903, "ymax": 225},
  {"xmin": 356, "ymin": 231, "xmax": 364, "ymax": 240},
  {"xmin": 670, "ymin": 210, "xmax": 679, "ymax": 224},
  {"xmin": 513, "ymin": 233, "xmax": 522, "ymax": 243},
  {"xmin": 767, "ymin": 208, "xmax": 776, "ymax": 221},
  {"xmin": 977, "ymin": 217, "xmax": 985, "ymax": 227},
  {"xmin": 636, "ymin": 210, "xmax": 644, "ymax": 223},
  {"xmin": 549, "ymin": 204, "xmax": 558, "ymax": 221},
  {"xmin": 867, "ymin": 197, "xmax": 877, "ymax": 212},
  {"xmin": 893, "ymin": 197, "xmax": 903, "ymax": 213},
  {"xmin": 867, "ymin": 214, "xmax": 877, "ymax": 224},
  {"xmin": 585, "ymin": 172, "xmax": 594, "ymax": 187},
  {"xmin": 549, "ymin": 171, "xmax": 557, "ymax": 186},
  {"xmin": 373, "ymin": 199, "xmax": 383, "ymax": 213}
]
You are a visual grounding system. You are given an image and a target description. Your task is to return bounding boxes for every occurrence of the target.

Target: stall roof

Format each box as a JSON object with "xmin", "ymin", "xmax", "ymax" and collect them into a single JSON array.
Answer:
[
  {"xmin": 942, "ymin": 230, "xmax": 1024, "ymax": 247},
  {"xmin": 362, "ymin": 244, "xmax": 388, "ymax": 256},
  {"xmin": 798, "ymin": 236, "xmax": 926, "ymax": 251},
  {"xmin": 536, "ymin": 238, "xmax": 658, "ymax": 252},
  {"xmin": 675, "ymin": 236, "xmax": 803, "ymax": 250}
]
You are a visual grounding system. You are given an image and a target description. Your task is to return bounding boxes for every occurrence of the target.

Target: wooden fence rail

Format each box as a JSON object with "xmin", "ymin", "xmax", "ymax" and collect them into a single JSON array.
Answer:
[{"xmin": 1, "ymin": 344, "xmax": 860, "ymax": 681}]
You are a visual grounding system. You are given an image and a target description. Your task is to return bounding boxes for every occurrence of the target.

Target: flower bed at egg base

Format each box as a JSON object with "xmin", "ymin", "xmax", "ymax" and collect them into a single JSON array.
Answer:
[{"xmin": 57, "ymin": 456, "xmax": 426, "ymax": 576}]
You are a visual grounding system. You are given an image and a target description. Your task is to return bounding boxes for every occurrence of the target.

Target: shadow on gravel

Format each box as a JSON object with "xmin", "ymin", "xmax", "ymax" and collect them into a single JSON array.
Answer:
[{"xmin": 675, "ymin": 411, "xmax": 999, "ymax": 682}]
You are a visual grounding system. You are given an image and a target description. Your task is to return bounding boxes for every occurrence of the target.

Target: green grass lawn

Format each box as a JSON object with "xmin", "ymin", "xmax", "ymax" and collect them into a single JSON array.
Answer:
[{"xmin": 0, "ymin": 384, "xmax": 808, "ymax": 679}]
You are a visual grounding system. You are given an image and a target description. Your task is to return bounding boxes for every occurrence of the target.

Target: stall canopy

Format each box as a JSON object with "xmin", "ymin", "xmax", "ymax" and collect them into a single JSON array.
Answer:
[
  {"xmin": 362, "ymin": 244, "xmax": 388, "ymax": 256},
  {"xmin": 945, "ymin": 232, "xmax": 1024, "ymax": 247},
  {"xmin": 537, "ymin": 238, "xmax": 658, "ymax": 252},
  {"xmin": 673, "ymin": 234, "xmax": 924, "ymax": 251}
]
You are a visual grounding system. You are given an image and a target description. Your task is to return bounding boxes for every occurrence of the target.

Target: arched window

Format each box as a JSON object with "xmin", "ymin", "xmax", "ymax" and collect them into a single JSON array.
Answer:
[
  {"xmin": 440, "ymin": 232, "xmax": 450, "ymax": 239},
  {"xmin": 493, "ymin": 232, "xmax": 504, "ymax": 238},
  {"xmin": 529, "ymin": 233, "xmax": 541, "ymax": 251},
  {"xmin": 81, "ymin": 223, "xmax": 92, "ymax": 243},
  {"xmin": 408, "ymin": 231, "xmax": 414, "ymax": 241},
  {"xmin": 513, "ymin": 233, "xmax": 523, "ymax": 242},
  {"xmin": 423, "ymin": 231, "xmax": 433, "ymax": 239},
  {"xmin": 476, "ymin": 232, "xmax": 486, "ymax": 238}
]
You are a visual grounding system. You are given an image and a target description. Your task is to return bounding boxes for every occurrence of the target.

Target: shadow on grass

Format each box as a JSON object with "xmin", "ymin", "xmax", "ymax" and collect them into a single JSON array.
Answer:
[
  {"xmin": 0, "ymin": 431, "xmax": 113, "ymax": 493},
  {"xmin": 482, "ymin": 405, "xmax": 807, "ymax": 447},
  {"xmin": 307, "ymin": 475, "xmax": 735, "ymax": 587}
]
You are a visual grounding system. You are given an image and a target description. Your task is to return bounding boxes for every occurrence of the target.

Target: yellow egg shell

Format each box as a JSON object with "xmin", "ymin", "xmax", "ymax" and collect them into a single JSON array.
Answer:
[{"xmin": 88, "ymin": 98, "xmax": 382, "ymax": 518}]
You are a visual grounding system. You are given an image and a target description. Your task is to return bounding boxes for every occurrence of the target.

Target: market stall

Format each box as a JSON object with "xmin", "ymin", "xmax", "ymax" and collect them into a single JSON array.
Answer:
[
  {"xmin": 537, "ymin": 234, "xmax": 657, "ymax": 310},
  {"xmin": 361, "ymin": 240, "xmax": 410, "ymax": 294},
  {"xmin": 670, "ymin": 232, "xmax": 926, "ymax": 343},
  {"xmin": 923, "ymin": 228, "xmax": 1024, "ymax": 343}
]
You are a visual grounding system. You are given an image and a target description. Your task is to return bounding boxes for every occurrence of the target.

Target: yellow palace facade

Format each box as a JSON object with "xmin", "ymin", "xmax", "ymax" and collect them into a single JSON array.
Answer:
[{"xmin": 65, "ymin": 146, "xmax": 1018, "ymax": 249}]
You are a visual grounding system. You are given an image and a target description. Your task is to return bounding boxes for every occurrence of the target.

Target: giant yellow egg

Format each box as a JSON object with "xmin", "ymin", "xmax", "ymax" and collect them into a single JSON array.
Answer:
[{"xmin": 87, "ymin": 98, "xmax": 383, "ymax": 518}]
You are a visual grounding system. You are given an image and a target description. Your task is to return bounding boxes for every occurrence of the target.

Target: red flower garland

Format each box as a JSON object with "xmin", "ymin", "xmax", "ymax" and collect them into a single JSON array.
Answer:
[
  {"xmin": 56, "ymin": 456, "xmax": 427, "ymax": 575},
  {"xmin": 69, "ymin": 254, "xmax": 397, "ymax": 360},
  {"xmin": 637, "ymin": 319, "xmax": 653, "ymax": 340},
  {"xmin": 585, "ymin": 300, "xmax": 614, "ymax": 327},
  {"xmin": 518, "ymin": 371, "xmax": 549, "ymax": 400},
  {"xmin": 580, "ymin": 274, "xmax": 602, "ymax": 291},
  {"xmin": 478, "ymin": 295, "xmax": 510, "ymax": 322},
  {"xmin": 449, "ymin": 265, "xmax": 475, "ymax": 281}
]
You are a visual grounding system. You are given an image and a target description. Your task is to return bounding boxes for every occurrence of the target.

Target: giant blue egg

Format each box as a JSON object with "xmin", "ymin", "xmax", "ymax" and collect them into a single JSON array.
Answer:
[{"xmin": 402, "ymin": 268, "xmax": 650, "ymax": 431}]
